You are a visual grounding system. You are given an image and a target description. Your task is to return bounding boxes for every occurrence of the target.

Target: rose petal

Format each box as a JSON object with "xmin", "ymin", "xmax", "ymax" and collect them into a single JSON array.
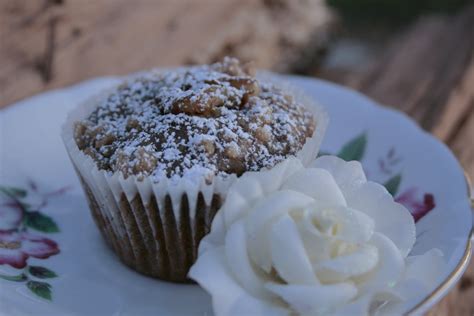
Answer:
[
  {"xmin": 270, "ymin": 214, "xmax": 318, "ymax": 285},
  {"xmin": 245, "ymin": 190, "xmax": 314, "ymax": 272},
  {"xmin": 333, "ymin": 292, "xmax": 372, "ymax": 316},
  {"xmin": 312, "ymin": 206, "xmax": 375, "ymax": 243},
  {"xmin": 227, "ymin": 294, "xmax": 288, "ymax": 316},
  {"xmin": 296, "ymin": 210, "xmax": 332, "ymax": 262},
  {"xmin": 265, "ymin": 282, "xmax": 357, "ymax": 315},
  {"xmin": 374, "ymin": 279, "xmax": 425, "ymax": 316},
  {"xmin": 336, "ymin": 290, "xmax": 403, "ymax": 316},
  {"xmin": 344, "ymin": 182, "xmax": 415, "ymax": 257},
  {"xmin": 223, "ymin": 178, "xmax": 264, "ymax": 228},
  {"xmin": 315, "ymin": 244, "xmax": 379, "ymax": 283},
  {"xmin": 310, "ymin": 156, "xmax": 367, "ymax": 196},
  {"xmin": 220, "ymin": 158, "xmax": 303, "ymax": 231},
  {"xmin": 189, "ymin": 246, "xmax": 285, "ymax": 316},
  {"xmin": 354, "ymin": 233, "xmax": 404, "ymax": 294},
  {"xmin": 254, "ymin": 158, "xmax": 304, "ymax": 194},
  {"xmin": 199, "ymin": 211, "xmax": 227, "ymax": 254},
  {"xmin": 225, "ymin": 220, "xmax": 272, "ymax": 300},
  {"xmin": 281, "ymin": 168, "xmax": 346, "ymax": 208},
  {"xmin": 191, "ymin": 156, "xmax": 445, "ymax": 316}
]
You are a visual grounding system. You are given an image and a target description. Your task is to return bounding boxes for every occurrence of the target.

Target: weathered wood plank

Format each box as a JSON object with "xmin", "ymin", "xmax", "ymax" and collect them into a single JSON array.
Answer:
[
  {"xmin": 0, "ymin": 0, "xmax": 334, "ymax": 108},
  {"xmin": 322, "ymin": 5, "xmax": 474, "ymax": 179},
  {"xmin": 346, "ymin": 7, "xmax": 474, "ymax": 138},
  {"xmin": 0, "ymin": 1, "xmax": 472, "ymax": 315},
  {"xmin": 317, "ymin": 6, "xmax": 474, "ymax": 315}
]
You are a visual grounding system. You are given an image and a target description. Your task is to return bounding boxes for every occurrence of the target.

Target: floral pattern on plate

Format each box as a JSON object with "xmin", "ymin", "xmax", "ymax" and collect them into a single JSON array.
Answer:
[
  {"xmin": 0, "ymin": 75, "xmax": 470, "ymax": 315},
  {"xmin": 0, "ymin": 133, "xmax": 437, "ymax": 304},
  {"xmin": 321, "ymin": 132, "xmax": 436, "ymax": 223},
  {"xmin": 0, "ymin": 182, "xmax": 68, "ymax": 301}
]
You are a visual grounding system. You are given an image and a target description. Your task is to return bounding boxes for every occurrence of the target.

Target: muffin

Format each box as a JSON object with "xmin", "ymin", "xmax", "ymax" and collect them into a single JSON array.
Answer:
[{"xmin": 62, "ymin": 57, "xmax": 328, "ymax": 282}]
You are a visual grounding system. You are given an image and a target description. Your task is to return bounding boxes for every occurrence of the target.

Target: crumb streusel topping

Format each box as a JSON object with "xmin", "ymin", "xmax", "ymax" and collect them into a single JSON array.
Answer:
[{"xmin": 74, "ymin": 57, "xmax": 315, "ymax": 182}]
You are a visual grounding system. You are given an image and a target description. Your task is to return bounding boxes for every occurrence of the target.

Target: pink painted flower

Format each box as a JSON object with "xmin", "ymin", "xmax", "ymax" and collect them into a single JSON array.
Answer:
[
  {"xmin": 395, "ymin": 188, "xmax": 435, "ymax": 222},
  {"xmin": 0, "ymin": 231, "xmax": 59, "ymax": 269},
  {"xmin": 0, "ymin": 202, "xmax": 23, "ymax": 232}
]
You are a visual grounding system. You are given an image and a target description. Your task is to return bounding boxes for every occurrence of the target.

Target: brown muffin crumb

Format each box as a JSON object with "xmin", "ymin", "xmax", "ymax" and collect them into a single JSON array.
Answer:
[{"xmin": 74, "ymin": 57, "xmax": 315, "ymax": 181}]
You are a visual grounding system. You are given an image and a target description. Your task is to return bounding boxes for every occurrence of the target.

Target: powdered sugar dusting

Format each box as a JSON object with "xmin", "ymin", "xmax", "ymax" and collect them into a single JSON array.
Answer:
[{"xmin": 74, "ymin": 58, "xmax": 315, "ymax": 183}]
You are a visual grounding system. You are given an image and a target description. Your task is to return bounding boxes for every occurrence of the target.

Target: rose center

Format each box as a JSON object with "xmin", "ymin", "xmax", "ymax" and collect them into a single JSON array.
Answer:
[{"xmin": 0, "ymin": 240, "xmax": 21, "ymax": 249}]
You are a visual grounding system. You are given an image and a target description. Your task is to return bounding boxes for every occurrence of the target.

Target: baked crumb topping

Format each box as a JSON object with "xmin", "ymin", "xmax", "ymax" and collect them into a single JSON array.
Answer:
[{"xmin": 74, "ymin": 57, "xmax": 315, "ymax": 181}]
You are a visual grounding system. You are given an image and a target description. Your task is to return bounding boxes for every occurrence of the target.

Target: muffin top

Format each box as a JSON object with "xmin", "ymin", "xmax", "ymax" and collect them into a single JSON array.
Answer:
[{"xmin": 74, "ymin": 57, "xmax": 315, "ymax": 182}]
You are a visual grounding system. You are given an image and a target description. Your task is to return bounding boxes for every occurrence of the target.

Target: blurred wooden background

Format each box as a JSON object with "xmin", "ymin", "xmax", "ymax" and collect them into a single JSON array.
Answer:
[{"xmin": 1, "ymin": 1, "xmax": 473, "ymax": 314}]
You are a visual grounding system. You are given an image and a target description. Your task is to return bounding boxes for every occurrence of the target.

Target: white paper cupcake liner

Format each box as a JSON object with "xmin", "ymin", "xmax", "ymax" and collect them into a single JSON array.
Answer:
[{"xmin": 61, "ymin": 70, "xmax": 328, "ymax": 282}]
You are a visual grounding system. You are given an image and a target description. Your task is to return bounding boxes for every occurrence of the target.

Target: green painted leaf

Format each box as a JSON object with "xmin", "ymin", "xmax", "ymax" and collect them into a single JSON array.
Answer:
[
  {"xmin": 27, "ymin": 281, "xmax": 52, "ymax": 301},
  {"xmin": 24, "ymin": 211, "xmax": 59, "ymax": 233},
  {"xmin": 384, "ymin": 174, "xmax": 402, "ymax": 196},
  {"xmin": 29, "ymin": 266, "xmax": 57, "ymax": 279},
  {"xmin": 337, "ymin": 133, "xmax": 367, "ymax": 162},
  {"xmin": 0, "ymin": 186, "xmax": 27, "ymax": 198},
  {"xmin": 0, "ymin": 273, "xmax": 27, "ymax": 282},
  {"xmin": 20, "ymin": 202, "xmax": 31, "ymax": 209}
]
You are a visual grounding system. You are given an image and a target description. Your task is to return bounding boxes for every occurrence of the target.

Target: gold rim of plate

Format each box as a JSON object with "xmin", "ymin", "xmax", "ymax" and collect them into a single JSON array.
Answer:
[{"xmin": 407, "ymin": 172, "xmax": 474, "ymax": 315}]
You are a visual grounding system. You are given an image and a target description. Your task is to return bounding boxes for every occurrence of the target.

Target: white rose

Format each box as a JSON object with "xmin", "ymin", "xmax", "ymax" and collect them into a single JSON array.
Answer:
[{"xmin": 189, "ymin": 156, "xmax": 445, "ymax": 315}]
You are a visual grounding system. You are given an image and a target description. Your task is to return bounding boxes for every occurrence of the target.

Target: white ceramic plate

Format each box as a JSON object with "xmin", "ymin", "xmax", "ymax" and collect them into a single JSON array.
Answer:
[{"xmin": 0, "ymin": 74, "xmax": 472, "ymax": 315}]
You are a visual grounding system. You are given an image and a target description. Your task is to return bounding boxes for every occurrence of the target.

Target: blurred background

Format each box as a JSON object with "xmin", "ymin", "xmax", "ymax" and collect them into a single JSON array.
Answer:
[{"xmin": 1, "ymin": 1, "xmax": 473, "ymax": 314}]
